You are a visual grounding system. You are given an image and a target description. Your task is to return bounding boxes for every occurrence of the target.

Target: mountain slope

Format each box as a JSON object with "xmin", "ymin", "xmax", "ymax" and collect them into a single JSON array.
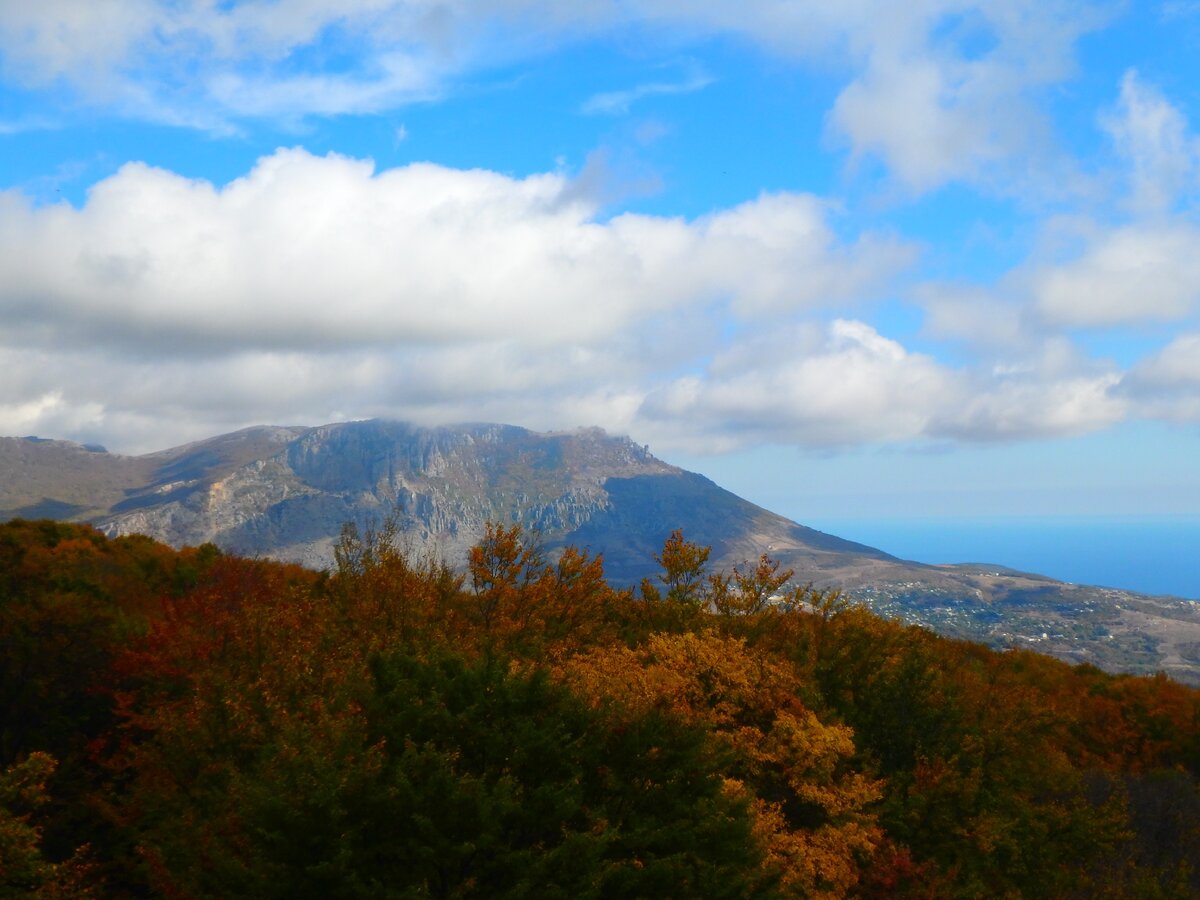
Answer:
[
  {"xmin": 4, "ymin": 419, "xmax": 1200, "ymax": 683},
  {"xmin": 91, "ymin": 420, "xmax": 889, "ymax": 577},
  {"xmin": 0, "ymin": 436, "xmax": 151, "ymax": 520}
]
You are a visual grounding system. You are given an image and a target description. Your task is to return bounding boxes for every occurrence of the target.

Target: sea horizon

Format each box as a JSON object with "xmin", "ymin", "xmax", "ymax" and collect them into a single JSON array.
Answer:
[{"xmin": 807, "ymin": 515, "xmax": 1200, "ymax": 602}]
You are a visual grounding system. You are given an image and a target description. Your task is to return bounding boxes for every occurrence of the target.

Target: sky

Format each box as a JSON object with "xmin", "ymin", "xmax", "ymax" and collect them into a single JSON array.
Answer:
[{"xmin": 2, "ymin": 0, "xmax": 1200, "ymax": 529}]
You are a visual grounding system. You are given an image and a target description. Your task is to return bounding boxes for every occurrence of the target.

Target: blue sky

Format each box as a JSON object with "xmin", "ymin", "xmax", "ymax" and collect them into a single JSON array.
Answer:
[{"xmin": 2, "ymin": 1, "xmax": 1200, "ymax": 525}]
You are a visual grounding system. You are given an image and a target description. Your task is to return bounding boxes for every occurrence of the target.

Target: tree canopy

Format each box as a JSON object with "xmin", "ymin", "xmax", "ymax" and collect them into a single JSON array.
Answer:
[{"xmin": 0, "ymin": 517, "xmax": 1197, "ymax": 897}]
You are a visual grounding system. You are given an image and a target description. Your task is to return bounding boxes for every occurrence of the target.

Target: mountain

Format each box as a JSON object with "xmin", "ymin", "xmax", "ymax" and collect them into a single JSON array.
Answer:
[{"xmin": 4, "ymin": 420, "xmax": 1200, "ymax": 683}]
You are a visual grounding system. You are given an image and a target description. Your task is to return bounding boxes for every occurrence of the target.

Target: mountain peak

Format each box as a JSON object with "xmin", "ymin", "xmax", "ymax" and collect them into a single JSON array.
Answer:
[{"xmin": 4, "ymin": 420, "xmax": 1200, "ymax": 682}]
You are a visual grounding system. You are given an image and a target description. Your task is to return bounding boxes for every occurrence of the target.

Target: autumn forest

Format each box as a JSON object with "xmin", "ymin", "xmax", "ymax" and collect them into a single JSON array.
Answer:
[{"xmin": 2, "ymin": 518, "xmax": 1199, "ymax": 897}]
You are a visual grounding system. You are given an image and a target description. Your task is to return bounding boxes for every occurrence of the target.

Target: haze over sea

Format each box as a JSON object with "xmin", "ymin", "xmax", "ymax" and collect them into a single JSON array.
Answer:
[{"xmin": 811, "ymin": 517, "xmax": 1200, "ymax": 602}]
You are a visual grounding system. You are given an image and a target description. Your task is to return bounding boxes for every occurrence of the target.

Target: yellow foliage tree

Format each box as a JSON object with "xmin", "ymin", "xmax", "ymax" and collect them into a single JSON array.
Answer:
[{"xmin": 558, "ymin": 630, "xmax": 882, "ymax": 897}]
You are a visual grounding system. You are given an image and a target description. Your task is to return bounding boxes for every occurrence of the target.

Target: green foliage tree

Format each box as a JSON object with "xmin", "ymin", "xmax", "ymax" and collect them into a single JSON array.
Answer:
[
  {"xmin": 121, "ymin": 647, "xmax": 768, "ymax": 898},
  {"xmin": 0, "ymin": 520, "xmax": 223, "ymax": 874},
  {"xmin": 0, "ymin": 752, "xmax": 94, "ymax": 897},
  {"xmin": 560, "ymin": 630, "xmax": 882, "ymax": 896},
  {"xmin": 3, "ymin": 519, "xmax": 1200, "ymax": 896}
]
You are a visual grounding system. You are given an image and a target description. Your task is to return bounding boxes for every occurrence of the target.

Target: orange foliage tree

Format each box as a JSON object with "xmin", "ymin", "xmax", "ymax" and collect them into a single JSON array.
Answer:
[{"xmin": 559, "ymin": 629, "xmax": 882, "ymax": 897}]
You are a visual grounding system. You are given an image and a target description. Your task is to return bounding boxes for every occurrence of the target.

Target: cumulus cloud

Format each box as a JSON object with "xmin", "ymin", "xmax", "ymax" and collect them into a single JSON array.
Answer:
[
  {"xmin": 1031, "ymin": 222, "xmax": 1200, "ymax": 327},
  {"xmin": 1128, "ymin": 332, "xmax": 1200, "ymax": 386},
  {"xmin": 0, "ymin": 149, "xmax": 918, "ymax": 451},
  {"xmin": 1016, "ymin": 75, "xmax": 1200, "ymax": 327},
  {"xmin": 634, "ymin": 319, "xmax": 1128, "ymax": 451},
  {"xmin": 897, "ymin": 71, "xmax": 1200, "ymax": 438},
  {"xmin": 0, "ymin": 146, "xmax": 1150, "ymax": 454},
  {"xmin": 0, "ymin": 338, "xmax": 651, "ymax": 455},
  {"xmin": 640, "ymin": 0, "xmax": 1102, "ymax": 194},
  {"xmin": 0, "ymin": 148, "xmax": 913, "ymax": 356},
  {"xmin": 1117, "ymin": 332, "xmax": 1200, "ymax": 422},
  {"xmin": 631, "ymin": 1, "xmax": 1105, "ymax": 194},
  {"xmin": 913, "ymin": 271, "xmax": 1144, "ymax": 438},
  {"xmin": 829, "ymin": 29, "xmax": 1048, "ymax": 193},
  {"xmin": 936, "ymin": 373, "xmax": 1126, "ymax": 440},
  {"xmin": 917, "ymin": 283, "xmax": 1033, "ymax": 348},
  {"xmin": 906, "ymin": 73, "xmax": 1200, "ymax": 351}
]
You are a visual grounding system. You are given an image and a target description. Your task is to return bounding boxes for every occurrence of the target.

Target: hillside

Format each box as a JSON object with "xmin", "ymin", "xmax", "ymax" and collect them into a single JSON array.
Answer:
[
  {"xmin": 4, "ymin": 419, "xmax": 1200, "ymax": 683},
  {"xmin": 2, "ymin": 520, "xmax": 1198, "ymax": 897},
  {"xmin": 0, "ymin": 421, "xmax": 894, "ymax": 576}
]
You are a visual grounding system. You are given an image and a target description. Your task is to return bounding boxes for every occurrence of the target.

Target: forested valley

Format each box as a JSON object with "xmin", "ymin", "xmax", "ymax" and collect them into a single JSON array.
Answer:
[{"xmin": 2, "ymin": 518, "xmax": 1199, "ymax": 898}]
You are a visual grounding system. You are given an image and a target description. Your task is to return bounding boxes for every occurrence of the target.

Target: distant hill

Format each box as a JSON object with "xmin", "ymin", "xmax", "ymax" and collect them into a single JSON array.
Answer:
[{"xmin": 4, "ymin": 419, "xmax": 1200, "ymax": 683}]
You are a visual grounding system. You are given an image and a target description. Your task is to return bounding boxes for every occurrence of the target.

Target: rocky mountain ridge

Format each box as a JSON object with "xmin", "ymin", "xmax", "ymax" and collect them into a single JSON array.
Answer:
[{"xmin": 3, "ymin": 420, "xmax": 1199, "ymax": 683}]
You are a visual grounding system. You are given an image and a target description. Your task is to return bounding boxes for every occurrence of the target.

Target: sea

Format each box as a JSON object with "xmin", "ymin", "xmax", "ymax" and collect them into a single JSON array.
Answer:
[{"xmin": 807, "ymin": 516, "xmax": 1200, "ymax": 601}]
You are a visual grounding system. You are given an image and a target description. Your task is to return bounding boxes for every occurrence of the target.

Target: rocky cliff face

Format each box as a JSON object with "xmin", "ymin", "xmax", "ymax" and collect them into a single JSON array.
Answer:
[
  {"xmin": 5, "ymin": 419, "xmax": 1200, "ymax": 683},
  {"xmin": 94, "ymin": 421, "xmax": 682, "ymax": 569},
  {"xmin": 2, "ymin": 419, "xmax": 887, "ymax": 578},
  {"xmin": 93, "ymin": 420, "xmax": 886, "ymax": 575}
]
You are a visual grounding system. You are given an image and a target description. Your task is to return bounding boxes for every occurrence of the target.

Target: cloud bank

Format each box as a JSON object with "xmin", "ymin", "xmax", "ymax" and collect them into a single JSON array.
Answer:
[
  {"xmin": 0, "ymin": 148, "xmax": 918, "ymax": 451},
  {"xmin": 0, "ymin": 143, "xmax": 1193, "ymax": 455}
]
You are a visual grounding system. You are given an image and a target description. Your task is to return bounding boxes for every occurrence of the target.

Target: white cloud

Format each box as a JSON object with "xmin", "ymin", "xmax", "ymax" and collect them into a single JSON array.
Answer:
[
  {"xmin": 206, "ymin": 59, "xmax": 440, "ymax": 120},
  {"xmin": 918, "ymin": 283, "xmax": 1034, "ymax": 348},
  {"xmin": 0, "ymin": 147, "xmax": 1144, "ymax": 454},
  {"xmin": 1101, "ymin": 70, "xmax": 1200, "ymax": 214},
  {"xmin": 581, "ymin": 68, "xmax": 713, "ymax": 116},
  {"xmin": 1129, "ymin": 332, "xmax": 1200, "ymax": 386},
  {"xmin": 647, "ymin": 0, "xmax": 1104, "ymax": 194},
  {"xmin": 831, "ymin": 52, "xmax": 1018, "ymax": 193},
  {"xmin": 0, "ymin": 115, "xmax": 58, "ymax": 135},
  {"xmin": 0, "ymin": 1, "xmax": 458, "ymax": 125},
  {"xmin": 914, "ymin": 271, "xmax": 1138, "ymax": 435},
  {"xmin": 1032, "ymin": 222, "xmax": 1200, "ymax": 326},
  {"xmin": 913, "ymin": 74, "xmax": 1200, "ymax": 343},
  {"xmin": 0, "ymin": 149, "xmax": 917, "ymax": 452},
  {"xmin": 636, "ymin": 317, "xmax": 1134, "ymax": 451},
  {"xmin": 929, "ymin": 337, "xmax": 1127, "ymax": 441},
  {"xmin": 0, "ymin": 149, "xmax": 912, "ymax": 356},
  {"xmin": 1117, "ymin": 332, "xmax": 1200, "ymax": 422},
  {"xmin": 8, "ymin": 141, "xmax": 1192, "ymax": 454},
  {"xmin": 0, "ymin": 1, "xmax": 1105, "ymax": 192},
  {"xmin": 0, "ymin": 0, "xmax": 160, "ymax": 85},
  {"xmin": 686, "ymin": 194, "xmax": 917, "ymax": 314},
  {"xmin": 937, "ymin": 372, "xmax": 1126, "ymax": 440},
  {"xmin": 639, "ymin": 320, "xmax": 963, "ymax": 451}
]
